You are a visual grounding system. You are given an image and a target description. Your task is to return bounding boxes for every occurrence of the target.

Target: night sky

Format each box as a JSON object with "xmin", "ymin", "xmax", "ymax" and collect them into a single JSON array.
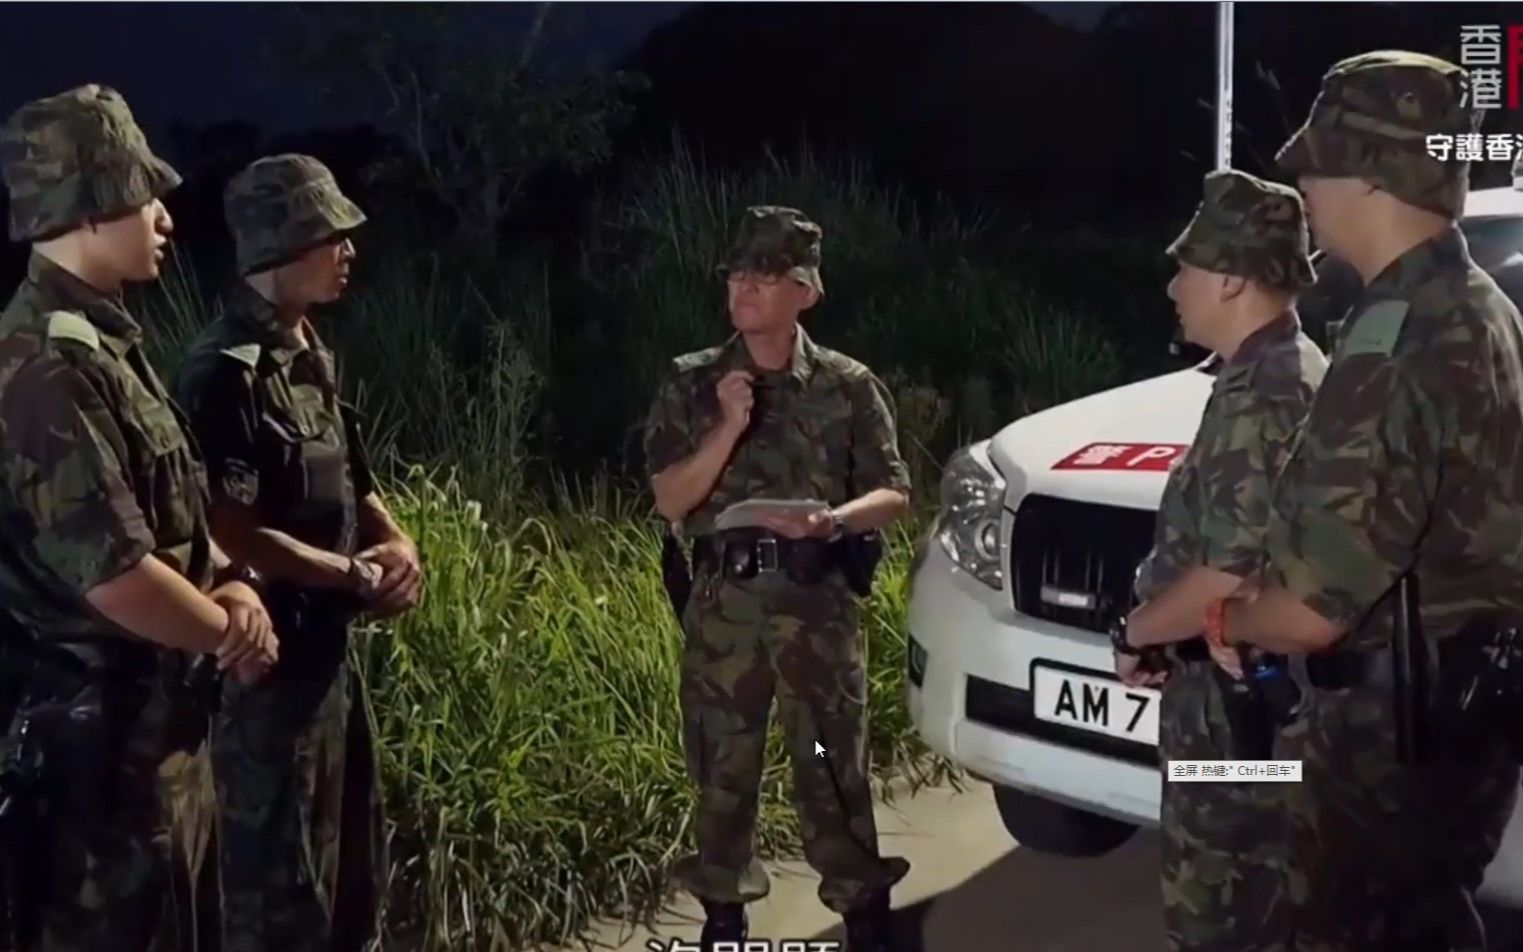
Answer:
[
  {"xmin": 0, "ymin": 2, "xmax": 1111, "ymax": 148},
  {"xmin": 0, "ymin": 3, "xmax": 694, "ymax": 141}
]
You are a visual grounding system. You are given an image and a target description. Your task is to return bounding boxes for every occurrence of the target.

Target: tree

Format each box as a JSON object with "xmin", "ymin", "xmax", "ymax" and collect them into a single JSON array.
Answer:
[{"xmin": 275, "ymin": 2, "xmax": 647, "ymax": 259}]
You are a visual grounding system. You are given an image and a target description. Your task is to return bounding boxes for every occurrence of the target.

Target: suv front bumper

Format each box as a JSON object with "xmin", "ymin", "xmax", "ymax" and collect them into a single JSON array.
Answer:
[{"xmin": 906, "ymin": 537, "xmax": 1160, "ymax": 827}]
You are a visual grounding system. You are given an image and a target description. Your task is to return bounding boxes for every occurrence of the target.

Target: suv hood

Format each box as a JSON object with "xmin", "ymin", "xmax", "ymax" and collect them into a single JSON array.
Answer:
[
  {"xmin": 1466, "ymin": 185, "xmax": 1523, "ymax": 220},
  {"xmin": 987, "ymin": 366, "xmax": 1212, "ymax": 512}
]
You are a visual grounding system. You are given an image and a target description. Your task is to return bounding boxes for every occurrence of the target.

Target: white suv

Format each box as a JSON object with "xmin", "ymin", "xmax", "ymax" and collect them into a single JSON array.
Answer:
[{"xmin": 904, "ymin": 179, "xmax": 1523, "ymax": 904}]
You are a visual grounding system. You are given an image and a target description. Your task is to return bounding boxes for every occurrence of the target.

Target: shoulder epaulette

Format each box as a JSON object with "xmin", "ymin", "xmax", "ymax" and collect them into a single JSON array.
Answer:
[
  {"xmin": 1215, "ymin": 359, "xmax": 1256, "ymax": 392},
  {"xmin": 44, "ymin": 311, "xmax": 99, "ymax": 352},
  {"xmin": 815, "ymin": 347, "xmax": 870, "ymax": 378},
  {"xmin": 672, "ymin": 346, "xmax": 726, "ymax": 374},
  {"xmin": 1340, "ymin": 301, "xmax": 1410, "ymax": 357},
  {"xmin": 219, "ymin": 342, "xmax": 261, "ymax": 368}
]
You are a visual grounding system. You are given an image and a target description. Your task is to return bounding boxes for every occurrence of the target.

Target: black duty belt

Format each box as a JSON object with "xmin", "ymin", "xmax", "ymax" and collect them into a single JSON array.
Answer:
[
  {"xmin": 693, "ymin": 533, "xmax": 780, "ymax": 572},
  {"xmin": 1172, "ymin": 638, "xmax": 1210, "ymax": 663},
  {"xmin": 691, "ymin": 530, "xmax": 836, "ymax": 583},
  {"xmin": 1166, "ymin": 640, "xmax": 1393, "ymax": 690},
  {"xmin": 23, "ymin": 638, "xmax": 155, "ymax": 684},
  {"xmin": 1305, "ymin": 648, "xmax": 1395, "ymax": 690},
  {"xmin": 264, "ymin": 583, "xmax": 365, "ymax": 623}
]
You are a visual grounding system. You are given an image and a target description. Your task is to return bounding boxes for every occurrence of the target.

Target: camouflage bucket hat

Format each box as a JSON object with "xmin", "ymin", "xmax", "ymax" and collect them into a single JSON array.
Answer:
[
  {"xmin": 1167, "ymin": 169, "xmax": 1315, "ymax": 290},
  {"xmin": 225, "ymin": 153, "xmax": 367, "ymax": 275},
  {"xmin": 716, "ymin": 205, "xmax": 824, "ymax": 295},
  {"xmin": 1275, "ymin": 50, "xmax": 1478, "ymax": 218},
  {"xmin": 0, "ymin": 84, "xmax": 181, "ymax": 242}
]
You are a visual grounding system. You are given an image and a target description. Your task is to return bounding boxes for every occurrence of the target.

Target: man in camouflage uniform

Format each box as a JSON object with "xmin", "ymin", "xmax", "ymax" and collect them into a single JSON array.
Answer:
[
  {"xmin": 0, "ymin": 85, "xmax": 278, "ymax": 951},
  {"xmin": 174, "ymin": 154, "xmax": 415, "ymax": 952},
  {"xmin": 644, "ymin": 207, "xmax": 910, "ymax": 952},
  {"xmin": 1114, "ymin": 169, "xmax": 1325, "ymax": 952},
  {"xmin": 1209, "ymin": 51, "xmax": 1523, "ymax": 950}
]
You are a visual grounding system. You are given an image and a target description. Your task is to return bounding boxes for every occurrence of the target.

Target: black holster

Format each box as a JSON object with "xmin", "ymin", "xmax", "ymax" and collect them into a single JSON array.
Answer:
[
  {"xmin": 834, "ymin": 531, "xmax": 885, "ymax": 598},
  {"xmin": 660, "ymin": 529, "xmax": 693, "ymax": 620},
  {"xmin": 1253, "ymin": 655, "xmax": 1302, "ymax": 724},
  {"xmin": 1212, "ymin": 664, "xmax": 1277, "ymax": 761},
  {"xmin": 182, "ymin": 653, "xmax": 223, "ymax": 721},
  {"xmin": 0, "ymin": 637, "xmax": 157, "ymax": 948},
  {"xmin": 20, "ymin": 641, "xmax": 153, "ymax": 825},
  {"xmin": 0, "ymin": 624, "xmax": 44, "ymax": 949},
  {"xmin": 1432, "ymin": 612, "xmax": 1523, "ymax": 765},
  {"xmin": 1386, "ymin": 572, "xmax": 1523, "ymax": 769},
  {"xmin": 156, "ymin": 648, "xmax": 221, "ymax": 759},
  {"xmin": 1211, "ymin": 650, "xmax": 1299, "ymax": 761},
  {"xmin": 263, "ymin": 586, "xmax": 358, "ymax": 678},
  {"xmin": 0, "ymin": 714, "xmax": 46, "ymax": 950}
]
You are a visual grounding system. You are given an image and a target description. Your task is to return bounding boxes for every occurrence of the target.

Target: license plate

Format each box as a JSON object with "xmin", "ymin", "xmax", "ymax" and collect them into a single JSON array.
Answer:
[{"xmin": 1032, "ymin": 663, "xmax": 1159, "ymax": 745}]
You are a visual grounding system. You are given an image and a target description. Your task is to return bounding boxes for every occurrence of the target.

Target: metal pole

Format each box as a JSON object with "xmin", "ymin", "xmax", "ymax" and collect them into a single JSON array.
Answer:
[{"xmin": 1216, "ymin": 1, "xmax": 1234, "ymax": 170}]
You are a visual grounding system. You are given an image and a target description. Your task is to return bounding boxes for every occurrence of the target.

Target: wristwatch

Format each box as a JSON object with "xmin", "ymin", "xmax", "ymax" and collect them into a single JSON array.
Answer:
[
  {"xmin": 826, "ymin": 510, "xmax": 845, "ymax": 540},
  {"xmin": 346, "ymin": 557, "xmax": 382, "ymax": 598},
  {"xmin": 230, "ymin": 563, "xmax": 262, "ymax": 591},
  {"xmin": 1109, "ymin": 614, "xmax": 1141, "ymax": 656}
]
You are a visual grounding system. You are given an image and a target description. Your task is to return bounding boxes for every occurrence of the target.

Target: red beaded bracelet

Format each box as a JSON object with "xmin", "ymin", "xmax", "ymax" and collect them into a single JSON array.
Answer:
[{"xmin": 1204, "ymin": 598, "xmax": 1229, "ymax": 649}]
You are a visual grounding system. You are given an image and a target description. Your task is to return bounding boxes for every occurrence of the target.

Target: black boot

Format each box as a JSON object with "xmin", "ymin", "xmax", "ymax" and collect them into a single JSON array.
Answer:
[
  {"xmin": 843, "ymin": 891, "xmax": 894, "ymax": 952},
  {"xmin": 699, "ymin": 899, "xmax": 747, "ymax": 950}
]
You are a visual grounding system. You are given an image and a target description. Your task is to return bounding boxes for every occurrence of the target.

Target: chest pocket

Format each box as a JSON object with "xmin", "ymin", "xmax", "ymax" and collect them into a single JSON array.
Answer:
[
  {"xmin": 123, "ymin": 390, "xmax": 204, "ymax": 547},
  {"xmin": 785, "ymin": 385, "xmax": 854, "ymax": 498},
  {"xmin": 262, "ymin": 402, "xmax": 348, "ymax": 508},
  {"xmin": 819, "ymin": 402, "xmax": 855, "ymax": 494},
  {"xmin": 1154, "ymin": 439, "xmax": 1204, "ymax": 561},
  {"xmin": 136, "ymin": 399, "xmax": 188, "ymax": 457}
]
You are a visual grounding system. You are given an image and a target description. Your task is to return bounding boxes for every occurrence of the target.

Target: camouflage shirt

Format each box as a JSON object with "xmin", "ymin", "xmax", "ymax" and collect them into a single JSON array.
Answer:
[
  {"xmin": 643, "ymin": 327, "xmax": 910, "ymax": 537},
  {"xmin": 173, "ymin": 281, "xmax": 373, "ymax": 559},
  {"xmin": 1136, "ymin": 313, "xmax": 1327, "ymax": 603},
  {"xmin": 0, "ymin": 253, "xmax": 214, "ymax": 638},
  {"xmin": 1266, "ymin": 227, "xmax": 1523, "ymax": 650}
]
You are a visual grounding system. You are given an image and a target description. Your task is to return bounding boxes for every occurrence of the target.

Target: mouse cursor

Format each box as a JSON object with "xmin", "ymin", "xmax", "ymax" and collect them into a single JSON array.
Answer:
[{"xmin": 814, "ymin": 742, "xmax": 826, "ymax": 757}]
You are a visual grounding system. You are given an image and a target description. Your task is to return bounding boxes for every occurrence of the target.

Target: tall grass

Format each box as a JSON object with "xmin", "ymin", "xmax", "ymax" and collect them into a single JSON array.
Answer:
[
  {"xmin": 355, "ymin": 472, "xmax": 938, "ymax": 950},
  {"xmin": 130, "ymin": 140, "xmax": 1154, "ymax": 950},
  {"xmin": 573, "ymin": 140, "xmax": 1136, "ymax": 481}
]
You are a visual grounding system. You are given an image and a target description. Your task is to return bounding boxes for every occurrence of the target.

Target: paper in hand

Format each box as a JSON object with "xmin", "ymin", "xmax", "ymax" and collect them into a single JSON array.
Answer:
[{"xmin": 714, "ymin": 498, "xmax": 830, "ymax": 531}]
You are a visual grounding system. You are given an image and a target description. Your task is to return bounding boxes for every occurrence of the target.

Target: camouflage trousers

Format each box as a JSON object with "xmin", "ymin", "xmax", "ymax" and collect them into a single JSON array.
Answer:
[
  {"xmin": 209, "ymin": 618, "xmax": 387, "ymax": 952},
  {"xmin": 1159, "ymin": 661, "xmax": 1291, "ymax": 952},
  {"xmin": 10, "ymin": 665, "xmax": 207, "ymax": 951},
  {"xmin": 1278, "ymin": 683, "xmax": 1517, "ymax": 952},
  {"xmin": 673, "ymin": 568, "xmax": 909, "ymax": 913}
]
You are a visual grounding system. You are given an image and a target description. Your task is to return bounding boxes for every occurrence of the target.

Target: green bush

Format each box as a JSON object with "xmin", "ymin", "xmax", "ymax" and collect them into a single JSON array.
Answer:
[{"xmin": 131, "ymin": 141, "xmax": 1151, "ymax": 950}]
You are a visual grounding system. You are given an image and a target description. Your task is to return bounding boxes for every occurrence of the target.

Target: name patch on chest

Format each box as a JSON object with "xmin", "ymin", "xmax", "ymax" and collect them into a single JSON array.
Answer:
[{"xmin": 1051, "ymin": 442, "xmax": 1189, "ymax": 471}]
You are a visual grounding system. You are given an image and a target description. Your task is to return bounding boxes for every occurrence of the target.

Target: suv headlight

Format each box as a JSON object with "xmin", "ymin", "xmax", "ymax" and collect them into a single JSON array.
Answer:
[{"xmin": 935, "ymin": 445, "xmax": 1006, "ymax": 589}]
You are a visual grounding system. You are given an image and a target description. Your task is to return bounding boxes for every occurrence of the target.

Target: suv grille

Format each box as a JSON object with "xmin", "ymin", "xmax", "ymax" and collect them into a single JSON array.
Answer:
[{"xmin": 1008, "ymin": 494, "xmax": 1159, "ymax": 633}]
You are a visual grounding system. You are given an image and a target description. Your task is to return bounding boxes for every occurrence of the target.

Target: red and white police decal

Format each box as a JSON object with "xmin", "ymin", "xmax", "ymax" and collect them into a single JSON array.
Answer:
[{"xmin": 1051, "ymin": 442, "xmax": 1188, "ymax": 471}]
